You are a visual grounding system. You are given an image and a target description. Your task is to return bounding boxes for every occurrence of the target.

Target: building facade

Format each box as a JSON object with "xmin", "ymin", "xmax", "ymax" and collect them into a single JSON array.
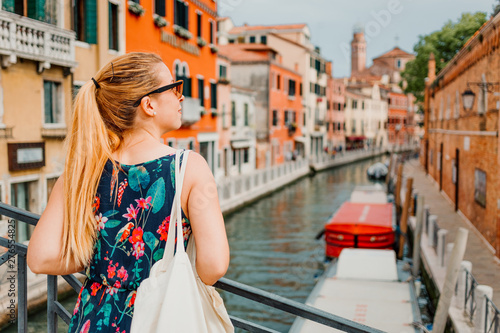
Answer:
[
  {"xmin": 126, "ymin": 0, "xmax": 220, "ymax": 173},
  {"xmin": 218, "ymin": 20, "xmax": 328, "ymax": 160},
  {"xmin": 326, "ymin": 73, "xmax": 346, "ymax": 152},
  {"xmin": 0, "ymin": 1, "xmax": 79, "ymax": 242},
  {"xmin": 422, "ymin": 13, "xmax": 500, "ymax": 257}
]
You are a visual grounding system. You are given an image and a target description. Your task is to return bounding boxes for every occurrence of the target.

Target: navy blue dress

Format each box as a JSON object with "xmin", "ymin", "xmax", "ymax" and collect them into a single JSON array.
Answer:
[{"xmin": 68, "ymin": 152, "xmax": 191, "ymax": 333}]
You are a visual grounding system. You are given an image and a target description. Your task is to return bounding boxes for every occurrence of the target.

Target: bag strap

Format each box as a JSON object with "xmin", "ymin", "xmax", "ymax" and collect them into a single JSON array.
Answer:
[{"xmin": 164, "ymin": 149, "xmax": 190, "ymax": 259}]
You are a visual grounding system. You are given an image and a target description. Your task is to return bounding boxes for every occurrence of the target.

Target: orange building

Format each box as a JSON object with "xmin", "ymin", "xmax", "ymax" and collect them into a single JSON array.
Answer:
[
  {"xmin": 218, "ymin": 44, "xmax": 303, "ymax": 168},
  {"xmin": 387, "ymin": 91, "xmax": 414, "ymax": 146},
  {"xmin": 125, "ymin": 0, "xmax": 219, "ymax": 171}
]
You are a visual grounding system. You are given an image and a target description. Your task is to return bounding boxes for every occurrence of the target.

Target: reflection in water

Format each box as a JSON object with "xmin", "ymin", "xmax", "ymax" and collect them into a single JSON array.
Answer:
[{"xmin": 8, "ymin": 156, "xmax": 385, "ymax": 333}]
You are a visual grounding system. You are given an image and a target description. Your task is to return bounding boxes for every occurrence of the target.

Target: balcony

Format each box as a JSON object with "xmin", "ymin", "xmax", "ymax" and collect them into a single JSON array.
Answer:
[
  {"xmin": 0, "ymin": 11, "xmax": 77, "ymax": 70},
  {"xmin": 180, "ymin": 97, "xmax": 201, "ymax": 127}
]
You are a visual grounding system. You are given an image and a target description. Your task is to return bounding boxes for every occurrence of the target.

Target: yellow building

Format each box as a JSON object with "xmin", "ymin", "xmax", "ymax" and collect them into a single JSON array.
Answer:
[{"xmin": 0, "ymin": 0, "xmax": 125, "ymax": 243}]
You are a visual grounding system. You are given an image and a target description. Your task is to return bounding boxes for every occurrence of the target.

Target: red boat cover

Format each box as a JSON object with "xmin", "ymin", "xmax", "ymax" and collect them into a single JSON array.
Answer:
[{"xmin": 325, "ymin": 202, "xmax": 393, "ymax": 235}]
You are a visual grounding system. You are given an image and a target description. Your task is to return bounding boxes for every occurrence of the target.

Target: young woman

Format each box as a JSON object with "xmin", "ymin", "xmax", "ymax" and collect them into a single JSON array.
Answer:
[{"xmin": 26, "ymin": 52, "xmax": 230, "ymax": 332}]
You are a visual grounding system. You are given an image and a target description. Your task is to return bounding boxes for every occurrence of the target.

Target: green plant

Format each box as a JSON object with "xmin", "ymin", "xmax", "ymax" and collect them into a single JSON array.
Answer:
[
  {"xmin": 173, "ymin": 25, "xmax": 193, "ymax": 39},
  {"xmin": 197, "ymin": 37, "xmax": 207, "ymax": 47},
  {"xmin": 128, "ymin": 1, "xmax": 145, "ymax": 16},
  {"xmin": 153, "ymin": 14, "xmax": 168, "ymax": 28}
]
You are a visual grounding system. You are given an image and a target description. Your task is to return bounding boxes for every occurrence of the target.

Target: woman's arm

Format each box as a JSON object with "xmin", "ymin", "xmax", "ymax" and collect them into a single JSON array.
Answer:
[
  {"xmin": 182, "ymin": 152, "xmax": 230, "ymax": 285},
  {"xmin": 27, "ymin": 176, "xmax": 84, "ymax": 275}
]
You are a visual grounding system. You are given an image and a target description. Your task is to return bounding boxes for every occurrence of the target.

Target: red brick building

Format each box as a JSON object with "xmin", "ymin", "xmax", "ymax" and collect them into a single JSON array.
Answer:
[{"xmin": 422, "ymin": 14, "xmax": 500, "ymax": 257}]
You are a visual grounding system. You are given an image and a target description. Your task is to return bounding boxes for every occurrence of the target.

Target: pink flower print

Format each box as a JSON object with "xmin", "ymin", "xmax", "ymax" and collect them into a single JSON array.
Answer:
[
  {"xmin": 90, "ymin": 282, "xmax": 102, "ymax": 296},
  {"xmin": 135, "ymin": 196, "xmax": 152, "ymax": 210},
  {"xmin": 132, "ymin": 241, "xmax": 145, "ymax": 259},
  {"xmin": 106, "ymin": 280, "xmax": 121, "ymax": 295},
  {"xmin": 117, "ymin": 266, "xmax": 128, "ymax": 281},
  {"xmin": 95, "ymin": 213, "xmax": 108, "ymax": 231},
  {"xmin": 79, "ymin": 320, "xmax": 91, "ymax": 333},
  {"xmin": 129, "ymin": 227, "xmax": 143, "ymax": 245},
  {"xmin": 157, "ymin": 216, "xmax": 170, "ymax": 241},
  {"xmin": 107, "ymin": 262, "xmax": 118, "ymax": 279},
  {"xmin": 73, "ymin": 297, "xmax": 81, "ymax": 315},
  {"xmin": 122, "ymin": 204, "xmax": 139, "ymax": 222}
]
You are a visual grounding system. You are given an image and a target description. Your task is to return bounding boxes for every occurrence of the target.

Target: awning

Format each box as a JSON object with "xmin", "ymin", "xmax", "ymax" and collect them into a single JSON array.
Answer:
[
  {"xmin": 346, "ymin": 136, "xmax": 366, "ymax": 141},
  {"xmin": 231, "ymin": 140, "xmax": 251, "ymax": 149}
]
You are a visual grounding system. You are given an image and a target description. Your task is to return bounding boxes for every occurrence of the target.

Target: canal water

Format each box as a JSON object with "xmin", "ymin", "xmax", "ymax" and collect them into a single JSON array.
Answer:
[{"xmin": 6, "ymin": 156, "xmax": 431, "ymax": 332}]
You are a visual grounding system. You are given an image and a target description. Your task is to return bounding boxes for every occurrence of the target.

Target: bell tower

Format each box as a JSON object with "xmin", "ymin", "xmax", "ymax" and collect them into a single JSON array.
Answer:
[{"xmin": 351, "ymin": 25, "xmax": 366, "ymax": 76}]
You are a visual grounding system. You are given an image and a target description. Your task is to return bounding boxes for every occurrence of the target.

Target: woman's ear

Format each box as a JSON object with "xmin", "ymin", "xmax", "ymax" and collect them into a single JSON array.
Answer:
[{"xmin": 140, "ymin": 96, "xmax": 156, "ymax": 117}]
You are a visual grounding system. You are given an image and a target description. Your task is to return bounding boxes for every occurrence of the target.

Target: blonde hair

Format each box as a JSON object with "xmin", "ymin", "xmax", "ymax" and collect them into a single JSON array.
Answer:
[{"xmin": 62, "ymin": 52, "xmax": 164, "ymax": 269}]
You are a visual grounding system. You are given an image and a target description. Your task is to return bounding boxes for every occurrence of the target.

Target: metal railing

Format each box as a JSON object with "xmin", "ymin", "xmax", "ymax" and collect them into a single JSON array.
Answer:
[
  {"xmin": 485, "ymin": 297, "xmax": 500, "ymax": 333},
  {"xmin": 465, "ymin": 264, "xmax": 479, "ymax": 323},
  {"xmin": 0, "ymin": 202, "xmax": 383, "ymax": 333}
]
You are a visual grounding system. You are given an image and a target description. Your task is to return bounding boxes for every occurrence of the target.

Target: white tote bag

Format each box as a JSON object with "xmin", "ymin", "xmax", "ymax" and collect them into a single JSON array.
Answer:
[{"xmin": 130, "ymin": 150, "xmax": 234, "ymax": 333}]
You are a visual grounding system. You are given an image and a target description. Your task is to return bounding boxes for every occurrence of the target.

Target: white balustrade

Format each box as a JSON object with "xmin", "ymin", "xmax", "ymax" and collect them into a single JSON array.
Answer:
[{"xmin": 0, "ymin": 11, "xmax": 76, "ymax": 68}]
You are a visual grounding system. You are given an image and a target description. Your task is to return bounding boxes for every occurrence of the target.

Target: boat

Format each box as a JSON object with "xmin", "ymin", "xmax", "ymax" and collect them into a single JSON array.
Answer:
[
  {"xmin": 367, "ymin": 162, "xmax": 388, "ymax": 180},
  {"xmin": 289, "ymin": 248, "xmax": 423, "ymax": 333},
  {"xmin": 324, "ymin": 201, "xmax": 396, "ymax": 258}
]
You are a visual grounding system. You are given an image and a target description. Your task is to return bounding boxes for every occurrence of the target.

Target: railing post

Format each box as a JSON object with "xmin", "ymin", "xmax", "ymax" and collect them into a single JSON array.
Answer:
[
  {"xmin": 455, "ymin": 261, "xmax": 472, "ymax": 311},
  {"xmin": 423, "ymin": 205, "xmax": 430, "ymax": 235},
  {"xmin": 47, "ymin": 275, "xmax": 58, "ymax": 332},
  {"xmin": 17, "ymin": 253, "xmax": 28, "ymax": 332},
  {"xmin": 437, "ymin": 229, "xmax": 448, "ymax": 267},
  {"xmin": 428, "ymin": 215, "xmax": 437, "ymax": 247},
  {"xmin": 473, "ymin": 286, "xmax": 493, "ymax": 333}
]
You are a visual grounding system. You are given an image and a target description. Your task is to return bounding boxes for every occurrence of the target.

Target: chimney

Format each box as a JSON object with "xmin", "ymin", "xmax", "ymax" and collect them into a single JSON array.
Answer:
[{"xmin": 427, "ymin": 53, "xmax": 436, "ymax": 85}]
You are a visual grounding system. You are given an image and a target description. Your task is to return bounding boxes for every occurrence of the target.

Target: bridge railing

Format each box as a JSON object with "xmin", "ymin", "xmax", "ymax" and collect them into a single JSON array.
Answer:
[{"xmin": 0, "ymin": 202, "xmax": 383, "ymax": 333}]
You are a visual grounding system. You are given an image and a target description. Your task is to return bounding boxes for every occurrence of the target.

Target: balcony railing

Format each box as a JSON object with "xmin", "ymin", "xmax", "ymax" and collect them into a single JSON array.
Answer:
[
  {"xmin": 0, "ymin": 11, "xmax": 76, "ymax": 69},
  {"xmin": 0, "ymin": 202, "xmax": 383, "ymax": 333}
]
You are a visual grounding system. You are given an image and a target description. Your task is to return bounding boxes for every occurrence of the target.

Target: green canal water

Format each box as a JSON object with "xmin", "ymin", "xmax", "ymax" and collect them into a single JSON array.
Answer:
[{"xmin": 5, "ymin": 156, "xmax": 432, "ymax": 332}]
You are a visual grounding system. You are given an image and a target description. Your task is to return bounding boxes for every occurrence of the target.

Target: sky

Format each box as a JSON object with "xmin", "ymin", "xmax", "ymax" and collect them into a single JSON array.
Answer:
[{"xmin": 219, "ymin": 0, "xmax": 495, "ymax": 78}]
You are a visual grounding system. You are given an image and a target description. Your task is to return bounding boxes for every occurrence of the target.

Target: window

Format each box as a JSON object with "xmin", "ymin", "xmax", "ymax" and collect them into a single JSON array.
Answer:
[
  {"xmin": 108, "ymin": 2, "xmax": 119, "ymax": 51},
  {"xmin": 210, "ymin": 82, "xmax": 217, "ymax": 109},
  {"xmin": 198, "ymin": 78, "xmax": 204, "ymax": 107},
  {"xmin": 243, "ymin": 148, "xmax": 249, "ymax": 163},
  {"xmin": 326, "ymin": 122, "xmax": 329, "ymax": 131},
  {"xmin": 310, "ymin": 57, "xmax": 314, "ymax": 68},
  {"xmin": 219, "ymin": 65, "xmax": 227, "ymax": 79},
  {"xmin": 222, "ymin": 104, "xmax": 227, "ymax": 129},
  {"xmin": 174, "ymin": 0, "xmax": 189, "ymax": 30},
  {"xmin": 155, "ymin": 0, "xmax": 166, "ymax": 16},
  {"xmin": 196, "ymin": 12, "xmax": 202, "ymax": 37},
  {"xmin": 352, "ymin": 100, "xmax": 358, "ymax": 109},
  {"xmin": 232, "ymin": 149, "xmax": 237, "ymax": 166},
  {"xmin": 228, "ymin": 39, "xmax": 235, "ymax": 44},
  {"xmin": 249, "ymin": 36, "xmax": 256, "ymax": 43},
  {"xmin": 72, "ymin": 84, "xmax": 82, "ymax": 100},
  {"xmin": 396, "ymin": 59, "xmax": 402, "ymax": 69},
  {"xmin": 299, "ymin": 83, "xmax": 303, "ymax": 96},
  {"xmin": 244, "ymin": 103, "xmax": 249, "ymax": 126},
  {"xmin": 310, "ymin": 83, "xmax": 314, "ymax": 93},
  {"xmin": 3, "ymin": 0, "xmax": 57, "ymax": 24},
  {"xmin": 277, "ymin": 75, "xmax": 281, "ymax": 90},
  {"xmin": 231, "ymin": 101, "xmax": 236, "ymax": 126},
  {"xmin": 272, "ymin": 110, "xmax": 278, "ymax": 126},
  {"xmin": 44, "ymin": 81, "xmax": 63, "ymax": 125},
  {"xmin": 209, "ymin": 21, "xmax": 214, "ymax": 44},
  {"xmin": 288, "ymin": 79, "xmax": 296, "ymax": 97},
  {"xmin": 74, "ymin": 0, "xmax": 97, "ymax": 43},
  {"xmin": 361, "ymin": 101, "xmax": 365, "ymax": 110},
  {"xmin": 260, "ymin": 36, "xmax": 267, "ymax": 45}
]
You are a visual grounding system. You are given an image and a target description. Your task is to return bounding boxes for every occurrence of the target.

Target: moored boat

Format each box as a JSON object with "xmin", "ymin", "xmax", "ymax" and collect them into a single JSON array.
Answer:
[
  {"xmin": 289, "ymin": 248, "xmax": 422, "ymax": 333},
  {"xmin": 324, "ymin": 201, "xmax": 396, "ymax": 258}
]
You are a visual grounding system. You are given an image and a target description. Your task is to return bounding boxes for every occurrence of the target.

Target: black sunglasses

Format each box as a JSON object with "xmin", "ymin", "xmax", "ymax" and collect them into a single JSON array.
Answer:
[{"xmin": 133, "ymin": 80, "xmax": 184, "ymax": 107}]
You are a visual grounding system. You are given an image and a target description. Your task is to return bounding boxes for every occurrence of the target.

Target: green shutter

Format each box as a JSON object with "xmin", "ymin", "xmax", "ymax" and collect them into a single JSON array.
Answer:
[
  {"xmin": 2, "ymin": 0, "xmax": 14, "ymax": 12},
  {"xmin": 27, "ymin": 0, "xmax": 46, "ymax": 22},
  {"xmin": 44, "ymin": 81, "xmax": 53, "ymax": 124},
  {"xmin": 86, "ymin": 0, "xmax": 97, "ymax": 44}
]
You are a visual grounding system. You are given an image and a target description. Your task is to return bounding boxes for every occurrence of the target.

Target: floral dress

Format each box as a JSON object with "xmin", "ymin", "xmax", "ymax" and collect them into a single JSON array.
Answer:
[{"xmin": 68, "ymin": 152, "xmax": 191, "ymax": 333}]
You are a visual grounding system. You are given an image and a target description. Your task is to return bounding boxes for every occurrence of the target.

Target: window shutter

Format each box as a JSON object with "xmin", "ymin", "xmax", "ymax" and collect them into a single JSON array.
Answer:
[
  {"xmin": 155, "ymin": 0, "xmax": 166, "ymax": 16},
  {"xmin": 198, "ymin": 78, "xmax": 204, "ymax": 107},
  {"xmin": 2, "ymin": 0, "xmax": 15, "ymax": 13},
  {"xmin": 86, "ymin": 0, "xmax": 97, "ymax": 44},
  {"xmin": 184, "ymin": 2, "xmax": 189, "ymax": 30},
  {"xmin": 27, "ymin": 0, "xmax": 46, "ymax": 22},
  {"xmin": 44, "ymin": 81, "xmax": 53, "ymax": 124},
  {"xmin": 210, "ymin": 83, "xmax": 217, "ymax": 109}
]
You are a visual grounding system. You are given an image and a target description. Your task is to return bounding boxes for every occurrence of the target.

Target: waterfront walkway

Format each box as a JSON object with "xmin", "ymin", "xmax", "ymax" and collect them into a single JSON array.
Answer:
[{"xmin": 404, "ymin": 159, "xmax": 500, "ymax": 306}]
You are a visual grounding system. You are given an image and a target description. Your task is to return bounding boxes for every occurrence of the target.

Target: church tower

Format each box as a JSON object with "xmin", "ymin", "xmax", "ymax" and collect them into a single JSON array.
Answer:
[{"xmin": 351, "ymin": 25, "xmax": 366, "ymax": 76}]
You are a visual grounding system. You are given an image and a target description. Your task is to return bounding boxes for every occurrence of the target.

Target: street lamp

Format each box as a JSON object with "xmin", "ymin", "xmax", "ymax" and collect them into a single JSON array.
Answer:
[
  {"xmin": 461, "ymin": 81, "xmax": 500, "ymax": 111},
  {"xmin": 461, "ymin": 88, "xmax": 475, "ymax": 111}
]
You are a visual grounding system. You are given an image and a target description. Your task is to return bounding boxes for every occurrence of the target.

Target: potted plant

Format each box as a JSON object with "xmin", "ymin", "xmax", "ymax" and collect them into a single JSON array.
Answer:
[
  {"xmin": 153, "ymin": 14, "xmax": 168, "ymax": 28},
  {"xmin": 211, "ymin": 110, "xmax": 218, "ymax": 117},
  {"xmin": 128, "ymin": 1, "xmax": 145, "ymax": 16},
  {"xmin": 209, "ymin": 44, "xmax": 218, "ymax": 54},
  {"xmin": 197, "ymin": 37, "xmax": 207, "ymax": 47},
  {"xmin": 173, "ymin": 25, "xmax": 193, "ymax": 39}
]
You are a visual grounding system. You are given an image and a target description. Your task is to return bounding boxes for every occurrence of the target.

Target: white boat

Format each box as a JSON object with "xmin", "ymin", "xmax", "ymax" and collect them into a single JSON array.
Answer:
[{"xmin": 289, "ymin": 249, "xmax": 422, "ymax": 333}]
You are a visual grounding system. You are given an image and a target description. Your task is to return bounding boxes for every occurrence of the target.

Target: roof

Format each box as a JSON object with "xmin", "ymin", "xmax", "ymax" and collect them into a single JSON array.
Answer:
[
  {"xmin": 218, "ymin": 44, "xmax": 276, "ymax": 62},
  {"xmin": 373, "ymin": 47, "xmax": 414, "ymax": 60},
  {"xmin": 229, "ymin": 23, "xmax": 308, "ymax": 35}
]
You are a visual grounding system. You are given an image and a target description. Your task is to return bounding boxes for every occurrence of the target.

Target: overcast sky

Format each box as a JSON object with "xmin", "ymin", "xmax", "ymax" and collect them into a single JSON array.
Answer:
[{"xmin": 219, "ymin": 0, "xmax": 495, "ymax": 78}]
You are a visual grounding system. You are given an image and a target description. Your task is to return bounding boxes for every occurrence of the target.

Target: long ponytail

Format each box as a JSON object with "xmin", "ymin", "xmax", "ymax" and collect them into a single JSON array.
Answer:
[{"xmin": 61, "ymin": 53, "xmax": 163, "ymax": 269}]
